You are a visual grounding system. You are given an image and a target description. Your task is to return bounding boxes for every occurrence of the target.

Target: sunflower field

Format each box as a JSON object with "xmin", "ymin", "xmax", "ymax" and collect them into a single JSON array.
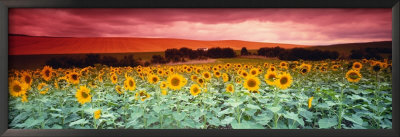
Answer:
[{"xmin": 8, "ymin": 58, "xmax": 392, "ymax": 129}]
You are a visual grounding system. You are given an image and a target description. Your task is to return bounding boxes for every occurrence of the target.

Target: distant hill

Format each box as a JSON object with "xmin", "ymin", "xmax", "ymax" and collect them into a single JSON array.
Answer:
[
  {"xmin": 9, "ymin": 35, "xmax": 307, "ymax": 55},
  {"xmin": 307, "ymin": 41, "xmax": 392, "ymax": 57}
]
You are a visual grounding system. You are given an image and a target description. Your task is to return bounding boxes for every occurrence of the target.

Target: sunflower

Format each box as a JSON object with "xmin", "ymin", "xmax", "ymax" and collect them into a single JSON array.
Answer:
[
  {"xmin": 372, "ymin": 62, "xmax": 383, "ymax": 72},
  {"xmin": 160, "ymin": 81, "xmax": 168, "ymax": 89},
  {"xmin": 214, "ymin": 71, "xmax": 221, "ymax": 78},
  {"xmin": 268, "ymin": 66, "xmax": 276, "ymax": 72},
  {"xmin": 222, "ymin": 73, "xmax": 230, "ymax": 82},
  {"xmin": 110, "ymin": 73, "xmax": 118, "ymax": 84},
  {"xmin": 186, "ymin": 67, "xmax": 193, "ymax": 73},
  {"xmin": 197, "ymin": 78, "xmax": 205, "ymax": 86},
  {"xmin": 352, "ymin": 62, "xmax": 363, "ymax": 70},
  {"xmin": 148, "ymin": 74, "xmax": 159, "ymax": 84},
  {"xmin": 41, "ymin": 66, "xmax": 53, "ymax": 81},
  {"xmin": 362, "ymin": 59, "xmax": 368, "ymax": 64},
  {"xmin": 299, "ymin": 63, "xmax": 311, "ymax": 75},
  {"xmin": 226, "ymin": 84, "xmax": 234, "ymax": 93},
  {"xmin": 21, "ymin": 72, "xmax": 32, "ymax": 88},
  {"xmin": 93, "ymin": 109, "xmax": 101, "ymax": 120},
  {"xmin": 308, "ymin": 97, "xmax": 314, "ymax": 109},
  {"xmin": 275, "ymin": 72, "xmax": 293, "ymax": 90},
  {"xmin": 263, "ymin": 63, "xmax": 269, "ymax": 68},
  {"xmin": 331, "ymin": 65, "xmax": 340, "ymax": 71},
  {"xmin": 124, "ymin": 76, "xmax": 136, "ymax": 91},
  {"xmin": 240, "ymin": 71, "xmax": 249, "ymax": 78},
  {"xmin": 319, "ymin": 65, "xmax": 328, "ymax": 73},
  {"xmin": 243, "ymin": 76, "xmax": 260, "ymax": 91},
  {"xmin": 75, "ymin": 86, "xmax": 92, "ymax": 105},
  {"xmin": 68, "ymin": 72, "xmax": 80, "ymax": 85},
  {"xmin": 346, "ymin": 69, "xmax": 362, "ymax": 83},
  {"xmin": 212, "ymin": 66, "xmax": 219, "ymax": 72},
  {"xmin": 264, "ymin": 71, "xmax": 277, "ymax": 86},
  {"xmin": 190, "ymin": 84, "xmax": 201, "ymax": 96},
  {"xmin": 135, "ymin": 90, "xmax": 151, "ymax": 101},
  {"xmin": 167, "ymin": 74, "xmax": 186, "ymax": 90},
  {"xmin": 235, "ymin": 77, "xmax": 241, "ymax": 84},
  {"xmin": 279, "ymin": 61, "xmax": 288, "ymax": 70},
  {"xmin": 202, "ymin": 72, "xmax": 212, "ymax": 81},
  {"xmin": 191, "ymin": 75, "xmax": 198, "ymax": 82},
  {"xmin": 195, "ymin": 68, "xmax": 201, "ymax": 74},
  {"xmin": 9, "ymin": 80, "xmax": 28, "ymax": 97},
  {"xmin": 115, "ymin": 85, "xmax": 123, "ymax": 94},
  {"xmin": 249, "ymin": 68, "xmax": 259, "ymax": 76},
  {"xmin": 157, "ymin": 69, "xmax": 164, "ymax": 76}
]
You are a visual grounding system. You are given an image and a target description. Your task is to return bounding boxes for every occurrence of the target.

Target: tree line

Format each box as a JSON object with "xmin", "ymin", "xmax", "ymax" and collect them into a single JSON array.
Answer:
[
  {"xmin": 46, "ymin": 54, "xmax": 141, "ymax": 68},
  {"xmin": 151, "ymin": 47, "xmax": 236, "ymax": 64}
]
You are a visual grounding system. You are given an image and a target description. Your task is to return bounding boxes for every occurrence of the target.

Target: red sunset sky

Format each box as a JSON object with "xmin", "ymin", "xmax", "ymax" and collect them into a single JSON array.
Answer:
[{"xmin": 9, "ymin": 8, "xmax": 392, "ymax": 45}]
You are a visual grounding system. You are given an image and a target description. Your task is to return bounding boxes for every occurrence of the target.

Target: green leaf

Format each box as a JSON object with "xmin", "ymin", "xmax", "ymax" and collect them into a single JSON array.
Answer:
[
  {"xmin": 283, "ymin": 112, "xmax": 304, "ymax": 127},
  {"xmin": 318, "ymin": 117, "xmax": 338, "ymax": 129},
  {"xmin": 172, "ymin": 112, "xmax": 186, "ymax": 121},
  {"xmin": 69, "ymin": 119, "xmax": 88, "ymax": 127},
  {"xmin": 299, "ymin": 109, "xmax": 313, "ymax": 122},
  {"xmin": 153, "ymin": 105, "xmax": 162, "ymax": 113},
  {"xmin": 208, "ymin": 117, "xmax": 220, "ymax": 126},
  {"xmin": 231, "ymin": 120, "xmax": 264, "ymax": 129},
  {"xmin": 217, "ymin": 108, "xmax": 234, "ymax": 117},
  {"xmin": 10, "ymin": 112, "xmax": 30, "ymax": 126},
  {"xmin": 343, "ymin": 115, "xmax": 364, "ymax": 126},
  {"xmin": 268, "ymin": 106, "xmax": 282, "ymax": 113},
  {"xmin": 254, "ymin": 112, "xmax": 273, "ymax": 125},
  {"xmin": 247, "ymin": 104, "xmax": 261, "ymax": 110},
  {"xmin": 221, "ymin": 117, "xmax": 235, "ymax": 125}
]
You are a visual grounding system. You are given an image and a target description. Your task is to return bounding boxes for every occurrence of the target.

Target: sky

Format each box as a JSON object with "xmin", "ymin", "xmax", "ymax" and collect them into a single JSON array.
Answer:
[{"xmin": 9, "ymin": 8, "xmax": 392, "ymax": 45}]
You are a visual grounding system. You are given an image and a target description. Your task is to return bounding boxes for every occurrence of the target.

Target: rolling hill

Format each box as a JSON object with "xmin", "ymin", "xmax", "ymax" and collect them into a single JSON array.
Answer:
[{"xmin": 9, "ymin": 35, "xmax": 308, "ymax": 55}]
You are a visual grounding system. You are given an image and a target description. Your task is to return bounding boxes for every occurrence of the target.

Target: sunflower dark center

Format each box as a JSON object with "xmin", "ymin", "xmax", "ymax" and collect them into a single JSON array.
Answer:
[
  {"xmin": 247, "ymin": 79, "xmax": 256, "ymax": 87},
  {"xmin": 25, "ymin": 76, "xmax": 31, "ymax": 83},
  {"xmin": 243, "ymin": 73, "xmax": 247, "ymax": 77},
  {"xmin": 129, "ymin": 80, "xmax": 134, "ymax": 86},
  {"xmin": 280, "ymin": 77, "xmax": 288, "ymax": 85},
  {"xmin": 271, "ymin": 68, "xmax": 275, "ymax": 71},
  {"xmin": 81, "ymin": 91, "xmax": 88, "ymax": 98},
  {"xmin": 171, "ymin": 77, "xmax": 180, "ymax": 86},
  {"xmin": 216, "ymin": 72, "xmax": 220, "ymax": 75},
  {"xmin": 268, "ymin": 74, "xmax": 276, "ymax": 80},
  {"xmin": 301, "ymin": 69, "xmax": 307, "ymax": 73},
  {"xmin": 228, "ymin": 86, "xmax": 233, "ymax": 91},
  {"xmin": 193, "ymin": 87, "xmax": 199, "ymax": 93},
  {"xmin": 152, "ymin": 77, "xmax": 158, "ymax": 82},
  {"xmin": 13, "ymin": 85, "xmax": 21, "ymax": 92},
  {"xmin": 72, "ymin": 74, "xmax": 78, "ymax": 80},
  {"xmin": 198, "ymin": 79, "xmax": 204, "ymax": 83},
  {"xmin": 45, "ymin": 70, "xmax": 50, "ymax": 77},
  {"xmin": 204, "ymin": 73, "xmax": 210, "ymax": 78},
  {"xmin": 113, "ymin": 76, "xmax": 116, "ymax": 81},
  {"xmin": 355, "ymin": 64, "xmax": 360, "ymax": 68},
  {"xmin": 251, "ymin": 71, "xmax": 256, "ymax": 75}
]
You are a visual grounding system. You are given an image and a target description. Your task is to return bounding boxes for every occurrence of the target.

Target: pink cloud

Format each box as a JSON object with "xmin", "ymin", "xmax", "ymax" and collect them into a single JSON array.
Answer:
[{"xmin": 9, "ymin": 8, "xmax": 392, "ymax": 45}]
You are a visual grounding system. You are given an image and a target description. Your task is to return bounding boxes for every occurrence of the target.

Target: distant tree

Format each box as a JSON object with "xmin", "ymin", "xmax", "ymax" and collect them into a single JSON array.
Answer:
[
  {"xmin": 179, "ymin": 47, "xmax": 193, "ymax": 58},
  {"xmin": 119, "ymin": 55, "xmax": 140, "ymax": 67},
  {"xmin": 151, "ymin": 55, "xmax": 167, "ymax": 64},
  {"xmin": 241, "ymin": 47, "xmax": 249, "ymax": 56},
  {"xmin": 165, "ymin": 48, "xmax": 181, "ymax": 62},
  {"xmin": 350, "ymin": 49, "xmax": 364, "ymax": 59}
]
